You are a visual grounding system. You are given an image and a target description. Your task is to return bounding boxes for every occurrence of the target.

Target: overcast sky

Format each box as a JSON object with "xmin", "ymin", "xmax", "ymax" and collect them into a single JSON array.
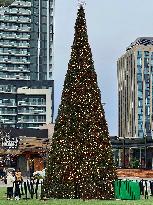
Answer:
[{"xmin": 53, "ymin": 0, "xmax": 153, "ymax": 136}]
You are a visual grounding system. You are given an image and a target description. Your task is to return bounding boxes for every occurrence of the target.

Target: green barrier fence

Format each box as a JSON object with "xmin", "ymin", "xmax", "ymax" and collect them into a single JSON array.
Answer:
[{"xmin": 114, "ymin": 180, "xmax": 140, "ymax": 200}]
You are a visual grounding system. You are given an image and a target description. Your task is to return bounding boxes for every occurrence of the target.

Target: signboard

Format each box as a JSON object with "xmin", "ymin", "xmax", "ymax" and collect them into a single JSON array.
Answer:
[{"xmin": 2, "ymin": 136, "xmax": 19, "ymax": 149}]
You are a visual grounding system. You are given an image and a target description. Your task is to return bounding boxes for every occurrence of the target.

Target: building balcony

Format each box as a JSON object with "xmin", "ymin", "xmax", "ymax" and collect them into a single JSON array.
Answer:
[
  {"xmin": 18, "ymin": 102, "xmax": 46, "ymax": 107},
  {"xmin": 0, "ymin": 74, "xmax": 30, "ymax": 80},
  {"xmin": 0, "ymin": 59, "xmax": 11, "ymax": 63},
  {"xmin": 17, "ymin": 18, "xmax": 31, "ymax": 23},
  {"xmin": 0, "ymin": 17, "xmax": 17, "ymax": 22},
  {"xmin": 17, "ymin": 27, "xmax": 31, "ymax": 32},
  {"xmin": 14, "ymin": 53, "xmax": 30, "ymax": 56},
  {"xmin": 18, "ymin": 110, "xmax": 46, "ymax": 115},
  {"xmin": 0, "ymin": 111, "xmax": 16, "ymax": 115},
  {"xmin": 1, "ymin": 43, "xmax": 30, "ymax": 48},
  {"xmin": 0, "ymin": 59, "xmax": 30, "ymax": 64},
  {"xmin": 17, "ymin": 11, "xmax": 31, "ymax": 16},
  {"xmin": 15, "ymin": 67, "xmax": 30, "ymax": 72},
  {"xmin": 0, "ymin": 43, "xmax": 13, "ymax": 48},
  {"xmin": 0, "ymin": 35, "xmax": 30, "ymax": 40},
  {"xmin": 15, "ymin": 75, "xmax": 30, "ymax": 80},
  {"xmin": 0, "ymin": 52, "xmax": 30, "ymax": 57},
  {"xmin": 24, "ymin": 126, "xmax": 40, "ymax": 129},
  {"xmin": 17, "ymin": 119, "xmax": 46, "ymax": 123},
  {"xmin": 0, "ymin": 119, "xmax": 16, "ymax": 124},
  {"xmin": 0, "ymin": 44, "xmax": 30, "ymax": 48},
  {"xmin": 0, "ymin": 103, "xmax": 16, "ymax": 107},
  {"xmin": 0, "ymin": 35, "xmax": 17, "ymax": 40},
  {"xmin": 0, "ymin": 27, "xmax": 30, "ymax": 32},
  {"xmin": 15, "ymin": 44, "xmax": 30, "ymax": 48},
  {"xmin": 0, "ymin": 17, "xmax": 31, "ymax": 24},
  {"xmin": 10, "ymin": 1, "xmax": 31, "ymax": 8},
  {"xmin": 0, "ymin": 26, "xmax": 18, "ymax": 32},
  {"xmin": 16, "ymin": 36, "xmax": 30, "ymax": 40},
  {"xmin": 0, "ymin": 67, "xmax": 30, "ymax": 73},
  {"xmin": 4, "ymin": 10, "xmax": 31, "ymax": 16}
]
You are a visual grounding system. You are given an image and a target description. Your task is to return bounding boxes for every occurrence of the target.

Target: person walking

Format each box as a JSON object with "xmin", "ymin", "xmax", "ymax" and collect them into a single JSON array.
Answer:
[
  {"xmin": 14, "ymin": 168, "xmax": 23, "ymax": 200},
  {"xmin": 15, "ymin": 168, "xmax": 23, "ymax": 182},
  {"xmin": 7, "ymin": 171, "xmax": 15, "ymax": 200}
]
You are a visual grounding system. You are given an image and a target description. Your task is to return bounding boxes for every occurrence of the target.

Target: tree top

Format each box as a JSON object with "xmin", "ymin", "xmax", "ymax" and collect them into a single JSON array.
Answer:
[{"xmin": 78, "ymin": 0, "xmax": 86, "ymax": 8}]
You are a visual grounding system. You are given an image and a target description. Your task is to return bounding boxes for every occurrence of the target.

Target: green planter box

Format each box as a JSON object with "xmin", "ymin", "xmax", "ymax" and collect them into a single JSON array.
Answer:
[{"xmin": 114, "ymin": 180, "xmax": 140, "ymax": 200}]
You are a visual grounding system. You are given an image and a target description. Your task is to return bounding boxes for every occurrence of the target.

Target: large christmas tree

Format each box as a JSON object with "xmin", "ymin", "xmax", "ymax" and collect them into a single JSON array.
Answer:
[{"xmin": 44, "ymin": 4, "xmax": 117, "ymax": 200}]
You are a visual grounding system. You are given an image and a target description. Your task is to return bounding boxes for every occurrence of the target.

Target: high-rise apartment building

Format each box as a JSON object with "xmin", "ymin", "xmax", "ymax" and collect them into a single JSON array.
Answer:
[
  {"xmin": 0, "ymin": 0, "xmax": 54, "ymax": 80},
  {"xmin": 0, "ymin": 0, "xmax": 54, "ymax": 128},
  {"xmin": 117, "ymin": 37, "xmax": 153, "ymax": 138},
  {"xmin": 31, "ymin": 0, "xmax": 54, "ymax": 80}
]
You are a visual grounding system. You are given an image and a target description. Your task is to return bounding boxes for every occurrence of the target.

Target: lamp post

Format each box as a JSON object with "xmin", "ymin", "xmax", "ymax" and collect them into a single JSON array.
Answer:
[
  {"xmin": 144, "ymin": 134, "xmax": 147, "ymax": 169},
  {"xmin": 123, "ymin": 137, "xmax": 126, "ymax": 168},
  {"xmin": 142, "ymin": 126, "xmax": 147, "ymax": 169},
  {"xmin": 139, "ymin": 146, "xmax": 142, "ymax": 169},
  {"xmin": 39, "ymin": 139, "xmax": 49, "ymax": 168}
]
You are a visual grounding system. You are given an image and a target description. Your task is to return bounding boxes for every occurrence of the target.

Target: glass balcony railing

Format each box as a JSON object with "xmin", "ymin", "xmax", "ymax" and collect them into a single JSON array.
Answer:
[
  {"xmin": 0, "ymin": 74, "xmax": 30, "ymax": 80},
  {"xmin": 14, "ymin": 53, "xmax": 30, "ymax": 56},
  {"xmin": 18, "ymin": 101, "xmax": 46, "ymax": 106},
  {"xmin": 0, "ymin": 59, "xmax": 11, "ymax": 63},
  {"xmin": 4, "ymin": 26, "xmax": 18, "ymax": 31},
  {"xmin": 18, "ymin": 119, "xmax": 46, "ymax": 123},
  {"xmin": 24, "ymin": 125, "xmax": 41, "ymax": 129},
  {"xmin": 0, "ymin": 16, "xmax": 30, "ymax": 23},
  {"xmin": 0, "ymin": 111, "xmax": 16, "ymax": 115},
  {"xmin": 0, "ymin": 17, "xmax": 17, "ymax": 21},
  {"xmin": 0, "ymin": 34, "xmax": 30, "ymax": 40},
  {"xmin": 11, "ymin": 1, "xmax": 31, "ymax": 8},
  {"xmin": 18, "ymin": 110, "xmax": 46, "ymax": 115},
  {"xmin": 4, "ymin": 9, "xmax": 31, "ymax": 15},
  {"xmin": 0, "ymin": 59, "xmax": 30, "ymax": 64},
  {"xmin": 0, "ymin": 103, "xmax": 16, "ymax": 107},
  {"xmin": 0, "ymin": 51, "xmax": 30, "ymax": 56},
  {"xmin": 0, "ymin": 35, "xmax": 16, "ymax": 39},
  {"xmin": 17, "ymin": 18, "xmax": 31, "ymax": 23},
  {"xmin": 0, "ymin": 120, "xmax": 16, "ymax": 124},
  {"xmin": 0, "ymin": 26, "xmax": 30, "ymax": 32},
  {"xmin": 18, "ymin": 43, "xmax": 30, "ymax": 47},
  {"xmin": 0, "ymin": 67, "xmax": 30, "ymax": 72},
  {"xmin": 16, "ymin": 35, "xmax": 30, "ymax": 39}
]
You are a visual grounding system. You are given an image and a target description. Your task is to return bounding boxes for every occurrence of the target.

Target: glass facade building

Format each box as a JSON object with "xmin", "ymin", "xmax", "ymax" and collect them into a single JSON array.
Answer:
[
  {"xmin": 117, "ymin": 37, "xmax": 153, "ymax": 138},
  {"xmin": 0, "ymin": 0, "xmax": 54, "ymax": 129},
  {"xmin": 0, "ymin": 79, "xmax": 54, "ymax": 129},
  {"xmin": 0, "ymin": 0, "xmax": 54, "ymax": 80},
  {"xmin": 30, "ymin": 0, "xmax": 54, "ymax": 80}
]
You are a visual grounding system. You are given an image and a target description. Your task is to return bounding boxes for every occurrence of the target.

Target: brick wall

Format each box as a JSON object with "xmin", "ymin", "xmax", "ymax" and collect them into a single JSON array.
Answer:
[{"xmin": 117, "ymin": 169, "xmax": 153, "ymax": 178}]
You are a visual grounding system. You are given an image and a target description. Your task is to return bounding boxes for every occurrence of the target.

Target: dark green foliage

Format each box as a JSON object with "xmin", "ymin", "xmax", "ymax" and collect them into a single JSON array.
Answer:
[{"xmin": 44, "ymin": 5, "xmax": 117, "ymax": 200}]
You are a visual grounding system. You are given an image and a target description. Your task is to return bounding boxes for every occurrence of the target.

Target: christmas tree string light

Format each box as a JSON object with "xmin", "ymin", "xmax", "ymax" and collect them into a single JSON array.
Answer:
[{"xmin": 44, "ymin": 4, "xmax": 117, "ymax": 200}]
